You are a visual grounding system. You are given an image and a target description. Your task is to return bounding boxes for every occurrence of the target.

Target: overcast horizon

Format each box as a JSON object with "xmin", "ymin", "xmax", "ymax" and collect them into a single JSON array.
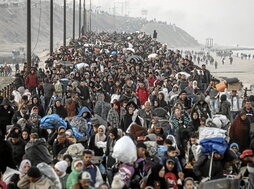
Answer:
[{"xmin": 71, "ymin": 0, "xmax": 254, "ymax": 48}]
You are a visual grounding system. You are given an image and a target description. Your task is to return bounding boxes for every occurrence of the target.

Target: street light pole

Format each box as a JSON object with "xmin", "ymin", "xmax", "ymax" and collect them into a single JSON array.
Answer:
[
  {"xmin": 73, "ymin": 0, "xmax": 75, "ymax": 40},
  {"xmin": 89, "ymin": 0, "xmax": 91, "ymax": 32},
  {"xmin": 27, "ymin": 0, "xmax": 31, "ymax": 68},
  {"xmin": 79, "ymin": 0, "xmax": 81, "ymax": 38},
  {"xmin": 50, "ymin": 0, "xmax": 53, "ymax": 56},
  {"xmin": 82, "ymin": 0, "xmax": 86, "ymax": 35},
  {"xmin": 63, "ymin": 0, "xmax": 66, "ymax": 46}
]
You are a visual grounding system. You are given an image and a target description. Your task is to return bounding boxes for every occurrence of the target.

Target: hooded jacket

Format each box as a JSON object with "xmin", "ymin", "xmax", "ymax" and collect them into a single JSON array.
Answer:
[
  {"xmin": 17, "ymin": 175, "xmax": 57, "ymax": 189},
  {"xmin": 25, "ymin": 70, "xmax": 38, "ymax": 88},
  {"xmin": 23, "ymin": 138, "xmax": 53, "ymax": 166},
  {"xmin": 66, "ymin": 160, "xmax": 83, "ymax": 189}
]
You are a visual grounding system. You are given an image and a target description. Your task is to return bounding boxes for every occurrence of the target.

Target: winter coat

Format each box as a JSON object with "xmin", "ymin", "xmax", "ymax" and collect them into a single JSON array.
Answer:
[
  {"xmin": 137, "ymin": 108, "xmax": 156, "ymax": 127},
  {"xmin": 136, "ymin": 87, "xmax": 150, "ymax": 105},
  {"xmin": 0, "ymin": 139, "xmax": 16, "ymax": 174},
  {"xmin": 43, "ymin": 83, "xmax": 55, "ymax": 98},
  {"xmin": 66, "ymin": 162, "xmax": 83, "ymax": 189},
  {"xmin": 219, "ymin": 99, "xmax": 231, "ymax": 120},
  {"xmin": 193, "ymin": 153, "xmax": 224, "ymax": 180},
  {"xmin": 12, "ymin": 110, "xmax": 28, "ymax": 124},
  {"xmin": 59, "ymin": 173, "xmax": 69, "ymax": 189},
  {"xmin": 107, "ymin": 107, "xmax": 126, "ymax": 128},
  {"xmin": 17, "ymin": 175, "xmax": 57, "ymax": 189},
  {"xmin": 9, "ymin": 139, "xmax": 26, "ymax": 166},
  {"xmin": 23, "ymin": 138, "xmax": 53, "ymax": 166},
  {"xmin": 94, "ymin": 100, "xmax": 111, "ymax": 121},
  {"xmin": 54, "ymin": 81, "xmax": 63, "ymax": 97},
  {"xmin": 53, "ymin": 138, "xmax": 73, "ymax": 158},
  {"xmin": 51, "ymin": 105, "xmax": 68, "ymax": 119},
  {"xmin": 66, "ymin": 99, "xmax": 78, "ymax": 117},
  {"xmin": 25, "ymin": 73, "xmax": 38, "ymax": 88},
  {"xmin": 78, "ymin": 85, "xmax": 90, "ymax": 100},
  {"xmin": 229, "ymin": 115, "xmax": 250, "ymax": 152},
  {"xmin": 191, "ymin": 97, "xmax": 211, "ymax": 119},
  {"xmin": 120, "ymin": 112, "xmax": 142, "ymax": 132},
  {"xmin": 0, "ymin": 105, "xmax": 14, "ymax": 132},
  {"xmin": 14, "ymin": 75, "xmax": 25, "ymax": 88}
]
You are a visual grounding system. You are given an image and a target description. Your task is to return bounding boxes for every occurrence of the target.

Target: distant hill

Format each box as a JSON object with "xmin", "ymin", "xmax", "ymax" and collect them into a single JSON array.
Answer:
[{"xmin": 0, "ymin": 2, "xmax": 199, "ymax": 52}]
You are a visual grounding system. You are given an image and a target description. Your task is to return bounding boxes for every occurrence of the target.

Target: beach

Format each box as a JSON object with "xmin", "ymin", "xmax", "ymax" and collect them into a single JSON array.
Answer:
[{"xmin": 194, "ymin": 51, "xmax": 254, "ymax": 88}]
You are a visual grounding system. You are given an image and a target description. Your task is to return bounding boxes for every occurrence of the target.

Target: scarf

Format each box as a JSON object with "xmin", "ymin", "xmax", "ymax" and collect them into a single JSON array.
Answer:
[{"xmin": 95, "ymin": 125, "xmax": 106, "ymax": 148}]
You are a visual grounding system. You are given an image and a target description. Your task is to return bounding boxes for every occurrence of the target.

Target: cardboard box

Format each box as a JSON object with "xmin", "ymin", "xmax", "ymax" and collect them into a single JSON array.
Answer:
[{"xmin": 227, "ymin": 82, "xmax": 242, "ymax": 91}]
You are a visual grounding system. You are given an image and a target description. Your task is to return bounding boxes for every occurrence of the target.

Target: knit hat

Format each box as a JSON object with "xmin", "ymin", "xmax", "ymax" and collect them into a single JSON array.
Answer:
[
  {"xmin": 27, "ymin": 167, "xmax": 41, "ymax": 178},
  {"xmin": 55, "ymin": 160, "xmax": 68, "ymax": 174},
  {"xmin": 73, "ymin": 160, "xmax": 83, "ymax": 168},
  {"xmin": 230, "ymin": 143, "xmax": 239, "ymax": 150}
]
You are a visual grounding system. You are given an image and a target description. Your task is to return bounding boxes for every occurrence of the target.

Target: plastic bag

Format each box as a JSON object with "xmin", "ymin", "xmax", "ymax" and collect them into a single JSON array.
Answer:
[
  {"xmin": 37, "ymin": 162, "xmax": 61, "ymax": 189},
  {"xmin": 199, "ymin": 127, "xmax": 226, "ymax": 141},
  {"xmin": 112, "ymin": 136, "xmax": 137, "ymax": 163}
]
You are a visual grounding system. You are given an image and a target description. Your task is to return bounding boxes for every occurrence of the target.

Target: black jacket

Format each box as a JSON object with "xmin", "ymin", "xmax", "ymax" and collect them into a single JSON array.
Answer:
[
  {"xmin": 0, "ymin": 139, "xmax": 16, "ymax": 173},
  {"xmin": 9, "ymin": 138, "xmax": 26, "ymax": 166},
  {"xmin": 193, "ymin": 153, "xmax": 224, "ymax": 180}
]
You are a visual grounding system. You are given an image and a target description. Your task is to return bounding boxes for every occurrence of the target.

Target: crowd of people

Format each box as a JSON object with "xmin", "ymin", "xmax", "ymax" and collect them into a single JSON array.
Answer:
[{"xmin": 0, "ymin": 31, "xmax": 254, "ymax": 189}]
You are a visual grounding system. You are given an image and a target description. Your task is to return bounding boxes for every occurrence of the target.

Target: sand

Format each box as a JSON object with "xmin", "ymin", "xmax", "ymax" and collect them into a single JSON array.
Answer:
[{"xmin": 194, "ymin": 52, "xmax": 254, "ymax": 88}]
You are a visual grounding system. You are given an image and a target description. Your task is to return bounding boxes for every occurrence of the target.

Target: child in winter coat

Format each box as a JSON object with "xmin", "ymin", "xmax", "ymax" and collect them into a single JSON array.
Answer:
[{"xmin": 66, "ymin": 159, "xmax": 84, "ymax": 189}]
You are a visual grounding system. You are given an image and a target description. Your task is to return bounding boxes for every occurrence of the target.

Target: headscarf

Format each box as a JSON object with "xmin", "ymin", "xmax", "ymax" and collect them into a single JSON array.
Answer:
[
  {"xmin": 95, "ymin": 125, "xmax": 106, "ymax": 148},
  {"xmin": 113, "ymin": 100, "xmax": 121, "ymax": 113},
  {"xmin": 55, "ymin": 160, "xmax": 68, "ymax": 178},
  {"xmin": 19, "ymin": 159, "xmax": 32, "ymax": 175}
]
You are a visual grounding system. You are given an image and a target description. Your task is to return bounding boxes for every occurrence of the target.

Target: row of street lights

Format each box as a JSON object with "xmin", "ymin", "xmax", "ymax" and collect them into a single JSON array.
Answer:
[{"xmin": 26, "ymin": 0, "xmax": 91, "ymax": 69}]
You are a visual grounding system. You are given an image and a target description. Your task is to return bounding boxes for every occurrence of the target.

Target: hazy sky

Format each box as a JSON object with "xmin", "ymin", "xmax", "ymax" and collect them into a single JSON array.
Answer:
[{"xmin": 86, "ymin": 0, "xmax": 253, "ymax": 47}]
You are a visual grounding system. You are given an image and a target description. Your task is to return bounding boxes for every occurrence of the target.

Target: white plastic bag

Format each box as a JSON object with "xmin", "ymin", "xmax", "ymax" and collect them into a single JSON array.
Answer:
[
  {"xmin": 112, "ymin": 136, "xmax": 137, "ymax": 163},
  {"xmin": 199, "ymin": 127, "xmax": 226, "ymax": 141}
]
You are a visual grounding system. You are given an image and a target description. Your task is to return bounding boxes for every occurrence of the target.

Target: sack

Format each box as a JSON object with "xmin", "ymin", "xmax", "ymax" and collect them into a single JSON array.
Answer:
[
  {"xmin": 199, "ymin": 127, "xmax": 226, "ymax": 141},
  {"xmin": 216, "ymin": 81, "xmax": 227, "ymax": 92},
  {"xmin": 37, "ymin": 162, "xmax": 61, "ymax": 189},
  {"xmin": 144, "ymin": 141, "xmax": 158, "ymax": 157},
  {"xmin": 200, "ymin": 137, "xmax": 228, "ymax": 156},
  {"xmin": 40, "ymin": 114, "xmax": 67, "ymax": 129},
  {"xmin": 227, "ymin": 82, "xmax": 242, "ymax": 91},
  {"xmin": 112, "ymin": 136, "xmax": 137, "ymax": 163},
  {"xmin": 199, "ymin": 178, "xmax": 240, "ymax": 189},
  {"xmin": 225, "ymin": 77, "xmax": 239, "ymax": 84},
  {"xmin": 65, "ymin": 143, "xmax": 85, "ymax": 158}
]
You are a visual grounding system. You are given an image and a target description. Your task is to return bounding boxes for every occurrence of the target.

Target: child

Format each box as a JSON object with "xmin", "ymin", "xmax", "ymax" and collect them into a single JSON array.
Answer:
[{"xmin": 66, "ymin": 159, "xmax": 84, "ymax": 189}]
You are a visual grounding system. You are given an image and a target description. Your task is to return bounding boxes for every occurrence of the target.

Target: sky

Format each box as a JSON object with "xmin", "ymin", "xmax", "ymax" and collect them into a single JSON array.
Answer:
[{"xmin": 72, "ymin": 0, "xmax": 254, "ymax": 47}]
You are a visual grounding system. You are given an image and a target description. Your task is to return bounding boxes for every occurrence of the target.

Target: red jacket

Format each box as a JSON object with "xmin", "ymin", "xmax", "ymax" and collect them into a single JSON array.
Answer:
[
  {"xmin": 25, "ymin": 73, "xmax": 38, "ymax": 88},
  {"xmin": 136, "ymin": 87, "xmax": 149, "ymax": 105},
  {"xmin": 147, "ymin": 76, "xmax": 156, "ymax": 87}
]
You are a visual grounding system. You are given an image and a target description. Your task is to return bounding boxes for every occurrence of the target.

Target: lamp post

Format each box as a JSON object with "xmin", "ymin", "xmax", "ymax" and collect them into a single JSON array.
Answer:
[
  {"xmin": 50, "ymin": 0, "xmax": 53, "ymax": 56},
  {"xmin": 27, "ymin": 0, "xmax": 31, "ymax": 68},
  {"xmin": 73, "ymin": 0, "xmax": 75, "ymax": 40},
  {"xmin": 63, "ymin": 0, "xmax": 66, "ymax": 46}
]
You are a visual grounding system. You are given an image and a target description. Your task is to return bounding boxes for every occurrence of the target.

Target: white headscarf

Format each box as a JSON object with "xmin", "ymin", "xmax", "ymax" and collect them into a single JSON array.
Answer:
[
  {"xmin": 19, "ymin": 159, "xmax": 31, "ymax": 175},
  {"xmin": 55, "ymin": 160, "xmax": 68, "ymax": 178},
  {"xmin": 95, "ymin": 125, "xmax": 106, "ymax": 148}
]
